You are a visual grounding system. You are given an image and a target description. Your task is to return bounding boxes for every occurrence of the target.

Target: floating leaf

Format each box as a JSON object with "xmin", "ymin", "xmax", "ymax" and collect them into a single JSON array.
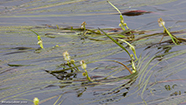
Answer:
[{"xmin": 121, "ymin": 10, "xmax": 152, "ymax": 16}]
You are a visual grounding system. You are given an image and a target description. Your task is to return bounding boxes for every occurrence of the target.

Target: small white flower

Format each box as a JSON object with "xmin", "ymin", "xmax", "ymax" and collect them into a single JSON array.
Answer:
[
  {"xmin": 158, "ymin": 18, "xmax": 165, "ymax": 27},
  {"xmin": 80, "ymin": 60, "xmax": 87, "ymax": 69},
  {"xmin": 37, "ymin": 40, "xmax": 42, "ymax": 45},
  {"xmin": 63, "ymin": 51, "xmax": 70, "ymax": 61}
]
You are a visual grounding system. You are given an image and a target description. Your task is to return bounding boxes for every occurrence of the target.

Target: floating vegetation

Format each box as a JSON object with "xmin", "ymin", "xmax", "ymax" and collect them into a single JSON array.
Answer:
[
  {"xmin": 0, "ymin": 0, "xmax": 186, "ymax": 105},
  {"xmin": 121, "ymin": 10, "xmax": 152, "ymax": 16},
  {"xmin": 30, "ymin": 30, "xmax": 44, "ymax": 49}
]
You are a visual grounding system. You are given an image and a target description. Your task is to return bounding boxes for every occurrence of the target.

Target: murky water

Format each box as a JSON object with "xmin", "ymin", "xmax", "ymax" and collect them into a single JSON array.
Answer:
[{"xmin": 1, "ymin": 0, "xmax": 186, "ymax": 105}]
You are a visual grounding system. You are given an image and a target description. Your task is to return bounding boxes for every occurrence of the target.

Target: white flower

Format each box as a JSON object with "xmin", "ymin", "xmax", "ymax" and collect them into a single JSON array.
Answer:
[
  {"xmin": 80, "ymin": 60, "xmax": 87, "ymax": 69},
  {"xmin": 158, "ymin": 18, "xmax": 165, "ymax": 27},
  {"xmin": 37, "ymin": 40, "xmax": 42, "ymax": 45},
  {"xmin": 63, "ymin": 51, "xmax": 70, "ymax": 61}
]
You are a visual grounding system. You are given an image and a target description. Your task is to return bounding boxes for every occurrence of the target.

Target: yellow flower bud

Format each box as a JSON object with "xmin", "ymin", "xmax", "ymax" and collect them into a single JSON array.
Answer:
[
  {"xmin": 37, "ymin": 36, "xmax": 41, "ymax": 41},
  {"xmin": 119, "ymin": 23, "xmax": 122, "ymax": 27},
  {"xmin": 82, "ymin": 72, "xmax": 87, "ymax": 76},
  {"xmin": 132, "ymin": 70, "xmax": 136, "ymax": 73},
  {"xmin": 33, "ymin": 97, "xmax": 39, "ymax": 105},
  {"xmin": 71, "ymin": 59, "xmax": 75, "ymax": 63}
]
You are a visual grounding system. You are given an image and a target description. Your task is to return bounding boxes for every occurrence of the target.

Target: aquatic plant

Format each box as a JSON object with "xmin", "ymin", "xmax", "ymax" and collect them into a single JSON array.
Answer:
[
  {"xmin": 71, "ymin": 59, "xmax": 80, "ymax": 71},
  {"xmin": 118, "ymin": 39, "xmax": 138, "ymax": 60},
  {"xmin": 158, "ymin": 18, "xmax": 179, "ymax": 45},
  {"xmin": 30, "ymin": 30, "xmax": 44, "ymax": 49},
  {"xmin": 99, "ymin": 28, "xmax": 137, "ymax": 74},
  {"xmin": 1, "ymin": 1, "xmax": 186, "ymax": 105},
  {"xmin": 81, "ymin": 21, "xmax": 87, "ymax": 31},
  {"xmin": 107, "ymin": 1, "xmax": 129, "ymax": 31},
  {"xmin": 62, "ymin": 51, "xmax": 80, "ymax": 72},
  {"xmin": 104, "ymin": 1, "xmax": 138, "ymax": 74},
  {"xmin": 80, "ymin": 60, "xmax": 92, "ymax": 82}
]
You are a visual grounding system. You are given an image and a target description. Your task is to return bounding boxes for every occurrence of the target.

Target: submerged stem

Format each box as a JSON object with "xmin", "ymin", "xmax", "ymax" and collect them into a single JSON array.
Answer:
[{"xmin": 113, "ymin": 60, "xmax": 133, "ymax": 74}]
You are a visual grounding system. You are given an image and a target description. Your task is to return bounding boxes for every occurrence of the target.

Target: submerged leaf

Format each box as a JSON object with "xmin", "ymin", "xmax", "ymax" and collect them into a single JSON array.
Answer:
[{"xmin": 121, "ymin": 10, "xmax": 152, "ymax": 16}]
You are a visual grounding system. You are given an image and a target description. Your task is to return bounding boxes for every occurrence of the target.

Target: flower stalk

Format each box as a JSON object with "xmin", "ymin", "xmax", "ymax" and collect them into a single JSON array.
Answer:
[
  {"xmin": 71, "ymin": 59, "xmax": 80, "ymax": 71},
  {"xmin": 80, "ymin": 60, "xmax": 92, "ymax": 82},
  {"xmin": 37, "ymin": 35, "xmax": 44, "ymax": 49},
  {"xmin": 107, "ymin": 1, "xmax": 129, "ymax": 31},
  {"xmin": 30, "ymin": 29, "xmax": 44, "ymax": 49},
  {"xmin": 118, "ymin": 39, "xmax": 138, "ymax": 60},
  {"xmin": 158, "ymin": 18, "xmax": 179, "ymax": 45}
]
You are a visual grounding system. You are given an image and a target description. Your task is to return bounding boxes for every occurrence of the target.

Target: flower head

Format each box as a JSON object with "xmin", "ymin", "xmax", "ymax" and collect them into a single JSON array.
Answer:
[
  {"xmin": 37, "ymin": 40, "xmax": 42, "ymax": 45},
  {"xmin": 158, "ymin": 18, "xmax": 165, "ymax": 27},
  {"xmin": 81, "ymin": 21, "xmax": 87, "ymax": 29},
  {"xmin": 80, "ymin": 60, "xmax": 87, "ymax": 70},
  {"xmin": 63, "ymin": 51, "xmax": 70, "ymax": 61},
  {"xmin": 37, "ymin": 40, "xmax": 44, "ymax": 49}
]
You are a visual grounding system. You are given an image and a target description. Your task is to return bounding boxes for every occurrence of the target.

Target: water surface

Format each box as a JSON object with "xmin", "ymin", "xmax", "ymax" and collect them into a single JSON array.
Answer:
[{"xmin": 1, "ymin": 0, "xmax": 186, "ymax": 105}]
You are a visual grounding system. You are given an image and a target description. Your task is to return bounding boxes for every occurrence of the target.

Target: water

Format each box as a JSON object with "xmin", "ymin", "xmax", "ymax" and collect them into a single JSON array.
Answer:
[{"xmin": 0, "ymin": 0, "xmax": 186, "ymax": 105}]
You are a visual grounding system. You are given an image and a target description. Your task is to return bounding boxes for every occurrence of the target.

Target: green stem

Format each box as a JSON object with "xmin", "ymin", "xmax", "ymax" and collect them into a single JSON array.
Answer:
[
  {"xmin": 99, "ymin": 28, "xmax": 131, "ymax": 59},
  {"xmin": 107, "ymin": 1, "xmax": 127, "ymax": 31},
  {"xmin": 67, "ymin": 62, "xmax": 74, "ymax": 72},
  {"xmin": 107, "ymin": 1, "xmax": 122, "ymax": 16},
  {"xmin": 118, "ymin": 39, "xmax": 138, "ymax": 60},
  {"xmin": 72, "ymin": 62, "xmax": 80, "ymax": 71},
  {"xmin": 85, "ymin": 69, "xmax": 92, "ymax": 82},
  {"xmin": 162, "ymin": 25, "xmax": 178, "ymax": 45}
]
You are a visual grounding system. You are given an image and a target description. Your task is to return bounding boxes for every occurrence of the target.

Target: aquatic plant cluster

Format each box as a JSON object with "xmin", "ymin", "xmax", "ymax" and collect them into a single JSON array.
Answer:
[
  {"xmin": 28, "ymin": 1, "xmax": 186, "ymax": 105},
  {"xmin": 26, "ymin": 1, "xmax": 186, "ymax": 105},
  {"xmin": 32, "ymin": 1, "xmax": 182, "ymax": 80},
  {"xmin": 1, "ymin": 1, "xmax": 186, "ymax": 105}
]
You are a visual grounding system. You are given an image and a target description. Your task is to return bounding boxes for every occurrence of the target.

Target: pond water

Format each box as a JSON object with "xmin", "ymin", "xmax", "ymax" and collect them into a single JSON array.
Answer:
[{"xmin": 1, "ymin": 0, "xmax": 186, "ymax": 105}]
